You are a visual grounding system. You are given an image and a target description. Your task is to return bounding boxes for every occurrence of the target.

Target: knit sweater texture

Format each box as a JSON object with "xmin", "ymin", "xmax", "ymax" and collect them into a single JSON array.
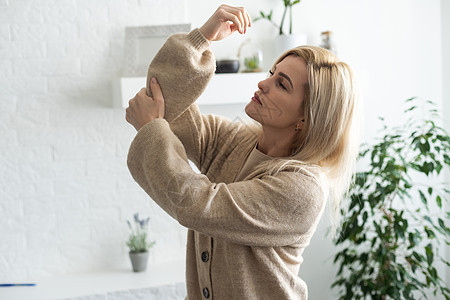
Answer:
[{"xmin": 127, "ymin": 28, "xmax": 327, "ymax": 300}]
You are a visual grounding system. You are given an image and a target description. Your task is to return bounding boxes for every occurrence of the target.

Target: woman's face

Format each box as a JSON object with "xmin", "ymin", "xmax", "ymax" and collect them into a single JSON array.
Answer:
[{"xmin": 245, "ymin": 55, "xmax": 308, "ymax": 132}]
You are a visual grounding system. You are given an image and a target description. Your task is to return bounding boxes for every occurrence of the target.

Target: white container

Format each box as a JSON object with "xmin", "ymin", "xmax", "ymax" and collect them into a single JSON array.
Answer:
[{"xmin": 275, "ymin": 34, "xmax": 308, "ymax": 56}]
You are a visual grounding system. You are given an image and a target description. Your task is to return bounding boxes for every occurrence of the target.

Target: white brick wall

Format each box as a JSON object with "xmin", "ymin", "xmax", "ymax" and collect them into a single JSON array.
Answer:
[{"xmin": 0, "ymin": 0, "xmax": 188, "ymax": 281}]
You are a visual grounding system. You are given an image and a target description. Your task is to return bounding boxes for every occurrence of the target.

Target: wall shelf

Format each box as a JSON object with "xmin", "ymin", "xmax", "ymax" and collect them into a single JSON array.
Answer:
[{"xmin": 112, "ymin": 72, "xmax": 267, "ymax": 108}]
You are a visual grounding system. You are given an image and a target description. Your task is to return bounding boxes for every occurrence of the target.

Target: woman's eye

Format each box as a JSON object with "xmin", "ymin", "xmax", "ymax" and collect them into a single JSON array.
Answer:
[{"xmin": 269, "ymin": 70, "xmax": 286, "ymax": 90}]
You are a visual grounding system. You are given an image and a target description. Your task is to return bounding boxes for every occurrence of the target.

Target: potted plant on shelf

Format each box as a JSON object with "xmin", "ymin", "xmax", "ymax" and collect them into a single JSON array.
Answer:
[
  {"xmin": 126, "ymin": 213, "xmax": 156, "ymax": 272},
  {"xmin": 237, "ymin": 39, "xmax": 263, "ymax": 73},
  {"xmin": 332, "ymin": 98, "xmax": 450, "ymax": 299},
  {"xmin": 254, "ymin": 0, "xmax": 307, "ymax": 54}
]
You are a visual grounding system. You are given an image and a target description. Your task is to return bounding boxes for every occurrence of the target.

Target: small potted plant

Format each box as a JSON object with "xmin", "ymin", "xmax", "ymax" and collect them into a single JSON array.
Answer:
[
  {"xmin": 237, "ymin": 39, "xmax": 263, "ymax": 73},
  {"xmin": 254, "ymin": 0, "xmax": 307, "ymax": 54},
  {"xmin": 126, "ymin": 213, "xmax": 155, "ymax": 272}
]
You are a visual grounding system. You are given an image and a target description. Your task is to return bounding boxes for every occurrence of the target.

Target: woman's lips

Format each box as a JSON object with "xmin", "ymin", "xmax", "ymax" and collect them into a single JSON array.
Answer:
[{"xmin": 252, "ymin": 92, "xmax": 262, "ymax": 105}]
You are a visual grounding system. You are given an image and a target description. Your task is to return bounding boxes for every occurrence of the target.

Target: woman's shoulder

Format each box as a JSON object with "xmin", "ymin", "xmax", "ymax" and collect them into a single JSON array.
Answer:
[
  {"xmin": 275, "ymin": 163, "xmax": 328, "ymax": 211},
  {"xmin": 252, "ymin": 160, "xmax": 328, "ymax": 201}
]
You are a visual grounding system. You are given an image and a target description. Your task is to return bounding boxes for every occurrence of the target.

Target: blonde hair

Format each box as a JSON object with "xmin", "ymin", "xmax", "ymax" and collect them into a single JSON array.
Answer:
[{"xmin": 259, "ymin": 46, "xmax": 361, "ymax": 234}]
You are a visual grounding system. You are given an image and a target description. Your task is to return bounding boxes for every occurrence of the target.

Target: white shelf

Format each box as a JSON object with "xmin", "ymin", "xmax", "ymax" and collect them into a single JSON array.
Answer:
[{"xmin": 113, "ymin": 72, "xmax": 267, "ymax": 108}]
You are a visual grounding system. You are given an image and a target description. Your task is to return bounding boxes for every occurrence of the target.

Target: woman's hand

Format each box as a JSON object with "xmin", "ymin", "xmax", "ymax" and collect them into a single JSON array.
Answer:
[
  {"xmin": 126, "ymin": 78, "xmax": 165, "ymax": 131},
  {"xmin": 199, "ymin": 4, "xmax": 251, "ymax": 42}
]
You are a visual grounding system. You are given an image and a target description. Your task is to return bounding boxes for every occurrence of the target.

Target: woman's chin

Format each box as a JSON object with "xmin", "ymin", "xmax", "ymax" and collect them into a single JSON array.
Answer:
[{"xmin": 245, "ymin": 102, "xmax": 259, "ymax": 123}]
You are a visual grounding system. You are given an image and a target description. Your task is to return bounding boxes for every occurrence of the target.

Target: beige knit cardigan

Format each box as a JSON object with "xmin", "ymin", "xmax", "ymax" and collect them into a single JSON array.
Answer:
[{"xmin": 127, "ymin": 29, "xmax": 328, "ymax": 300}]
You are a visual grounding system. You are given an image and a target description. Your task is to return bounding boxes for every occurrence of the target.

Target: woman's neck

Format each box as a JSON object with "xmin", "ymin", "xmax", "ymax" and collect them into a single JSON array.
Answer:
[{"xmin": 257, "ymin": 128, "xmax": 297, "ymax": 157}]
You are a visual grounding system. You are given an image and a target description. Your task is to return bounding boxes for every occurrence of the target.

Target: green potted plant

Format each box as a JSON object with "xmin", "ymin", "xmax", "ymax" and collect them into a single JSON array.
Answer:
[
  {"xmin": 237, "ymin": 39, "xmax": 263, "ymax": 72},
  {"xmin": 332, "ymin": 98, "xmax": 450, "ymax": 299},
  {"xmin": 254, "ymin": 0, "xmax": 307, "ymax": 54},
  {"xmin": 126, "ymin": 213, "xmax": 156, "ymax": 272}
]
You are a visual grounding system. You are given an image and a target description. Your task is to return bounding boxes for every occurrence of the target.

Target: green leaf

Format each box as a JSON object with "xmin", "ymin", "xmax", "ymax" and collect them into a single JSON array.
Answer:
[
  {"xmin": 425, "ymin": 227, "xmax": 436, "ymax": 239},
  {"xmin": 362, "ymin": 211, "xmax": 368, "ymax": 222},
  {"xmin": 438, "ymin": 218, "xmax": 449, "ymax": 234},
  {"xmin": 374, "ymin": 221, "xmax": 382, "ymax": 236},
  {"xmin": 405, "ymin": 105, "xmax": 417, "ymax": 113},
  {"xmin": 436, "ymin": 195, "xmax": 442, "ymax": 208},
  {"xmin": 425, "ymin": 244, "xmax": 434, "ymax": 265},
  {"xmin": 442, "ymin": 258, "xmax": 450, "ymax": 268},
  {"xmin": 418, "ymin": 140, "xmax": 431, "ymax": 153},
  {"xmin": 412, "ymin": 251, "xmax": 424, "ymax": 263},
  {"xmin": 419, "ymin": 190, "xmax": 427, "ymax": 205}
]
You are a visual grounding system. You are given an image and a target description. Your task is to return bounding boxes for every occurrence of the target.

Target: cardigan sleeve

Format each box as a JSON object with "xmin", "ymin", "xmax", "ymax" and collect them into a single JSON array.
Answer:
[
  {"xmin": 146, "ymin": 28, "xmax": 215, "ymax": 123},
  {"xmin": 127, "ymin": 118, "xmax": 326, "ymax": 247},
  {"xmin": 145, "ymin": 28, "xmax": 256, "ymax": 172}
]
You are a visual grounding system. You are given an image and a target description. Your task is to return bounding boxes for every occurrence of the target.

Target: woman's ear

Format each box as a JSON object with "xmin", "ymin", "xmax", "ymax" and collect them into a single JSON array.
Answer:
[{"xmin": 295, "ymin": 120, "xmax": 305, "ymax": 131}]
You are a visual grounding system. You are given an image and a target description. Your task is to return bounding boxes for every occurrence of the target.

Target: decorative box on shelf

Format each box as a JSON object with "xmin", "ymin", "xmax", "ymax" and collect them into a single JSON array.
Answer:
[{"xmin": 112, "ymin": 72, "xmax": 267, "ymax": 108}]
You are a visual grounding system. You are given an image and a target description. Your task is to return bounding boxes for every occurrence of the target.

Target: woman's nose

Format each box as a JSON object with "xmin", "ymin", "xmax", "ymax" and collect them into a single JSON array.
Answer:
[{"xmin": 257, "ymin": 78, "xmax": 269, "ymax": 93}]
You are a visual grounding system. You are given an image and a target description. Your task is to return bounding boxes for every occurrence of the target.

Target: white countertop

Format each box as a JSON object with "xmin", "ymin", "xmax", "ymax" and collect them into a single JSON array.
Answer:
[{"xmin": 0, "ymin": 260, "xmax": 185, "ymax": 300}]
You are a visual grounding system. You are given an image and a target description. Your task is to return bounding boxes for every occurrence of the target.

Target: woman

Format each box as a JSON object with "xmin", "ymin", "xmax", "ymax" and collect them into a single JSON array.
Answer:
[{"xmin": 126, "ymin": 4, "xmax": 360, "ymax": 299}]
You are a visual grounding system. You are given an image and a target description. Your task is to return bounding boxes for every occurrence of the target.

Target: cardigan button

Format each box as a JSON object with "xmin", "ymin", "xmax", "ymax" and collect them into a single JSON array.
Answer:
[
  {"xmin": 203, "ymin": 287, "xmax": 210, "ymax": 298},
  {"xmin": 201, "ymin": 251, "xmax": 209, "ymax": 262}
]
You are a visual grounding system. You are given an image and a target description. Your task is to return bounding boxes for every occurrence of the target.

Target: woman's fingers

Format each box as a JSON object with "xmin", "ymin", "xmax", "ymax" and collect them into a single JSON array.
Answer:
[
  {"xmin": 245, "ymin": 8, "xmax": 252, "ymax": 28},
  {"xmin": 230, "ymin": 8, "xmax": 245, "ymax": 33},
  {"xmin": 149, "ymin": 78, "xmax": 165, "ymax": 117},
  {"xmin": 149, "ymin": 78, "xmax": 163, "ymax": 101},
  {"xmin": 221, "ymin": 5, "xmax": 249, "ymax": 34},
  {"xmin": 199, "ymin": 5, "xmax": 250, "ymax": 41},
  {"xmin": 125, "ymin": 83, "xmax": 165, "ymax": 131},
  {"xmin": 233, "ymin": 6, "xmax": 251, "ymax": 33},
  {"xmin": 138, "ymin": 87, "xmax": 146, "ymax": 97},
  {"xmin": 224, "ymin": 11, "xmax": 243, "ymax": 34}
]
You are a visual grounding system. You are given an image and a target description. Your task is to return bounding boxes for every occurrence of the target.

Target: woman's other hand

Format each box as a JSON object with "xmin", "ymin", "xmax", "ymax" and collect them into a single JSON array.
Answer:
[
  {"xmin": 199, "ymin": 4, "xmax": 251, "ymax": 42},
  {"xmin": 126, "ymin": 78, "xmax": 165, "ymax": 131}
]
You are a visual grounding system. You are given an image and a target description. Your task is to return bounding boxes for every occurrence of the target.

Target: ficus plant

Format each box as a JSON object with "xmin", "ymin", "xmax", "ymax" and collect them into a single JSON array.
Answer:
[
  {"xmin": 254, "ymin": 0, "xmax": 302, "ymax": 35},
  {"xmin": 332, "ymin": 98, "xmax": 450, "ymax": 300}
]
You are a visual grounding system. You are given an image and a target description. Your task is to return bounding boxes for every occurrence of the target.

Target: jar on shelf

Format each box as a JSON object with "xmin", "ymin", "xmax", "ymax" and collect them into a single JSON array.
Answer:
[
  {"xmin": 237, "ymin": 39, "xmax": 263, "ymax": 73},
  {"xmin": 320, "ymin": 31, "xmax": 337, "ymax": 54}
]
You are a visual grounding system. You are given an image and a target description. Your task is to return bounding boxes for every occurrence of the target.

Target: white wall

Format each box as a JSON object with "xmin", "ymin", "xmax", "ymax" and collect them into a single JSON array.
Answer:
[
  {"xmin": 443, "ymin": 0, "xmax": 450, "ymax": 130},
  {"xmin": 441, "ymin": 0, "xmax": 450, "ymax": 288},
  {"xmin": 0, "ymin": 0, "xmax": 188, "ymax": 280},
  {"xmin": 442, "ymin": 1, "xmax": 450, "ymax": 132},
  {"xmin": 0, "ymin": 0, "xmax": 446, "ymax": 299}
]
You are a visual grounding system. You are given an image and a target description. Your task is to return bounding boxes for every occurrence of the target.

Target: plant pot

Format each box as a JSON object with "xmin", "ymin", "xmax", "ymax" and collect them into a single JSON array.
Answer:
[
  {"xmin": 275, "ymin": 34, "xmax": 308, "ymax": 56},
  {"xmin": 129, "ymin": 251, "xmax": 149, "ymax": 272}
]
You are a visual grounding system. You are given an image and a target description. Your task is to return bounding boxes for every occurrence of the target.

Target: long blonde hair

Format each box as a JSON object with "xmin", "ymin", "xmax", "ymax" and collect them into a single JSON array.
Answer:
[{"xmin": 260, "ymin": 46, "xmax": 361, "ymax": 233}]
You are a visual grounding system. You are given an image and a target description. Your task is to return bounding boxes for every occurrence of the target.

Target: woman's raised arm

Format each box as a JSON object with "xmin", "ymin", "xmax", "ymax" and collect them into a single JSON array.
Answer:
[{"xmin": 126, "ymin": 5, "xmax": 252, "ymax": 126}]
